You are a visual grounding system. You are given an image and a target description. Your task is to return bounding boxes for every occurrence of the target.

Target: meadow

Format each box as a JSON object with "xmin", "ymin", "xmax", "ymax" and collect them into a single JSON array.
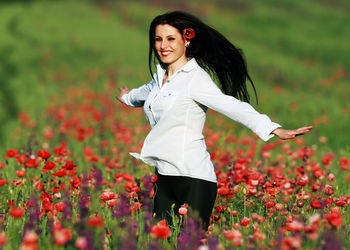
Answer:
[{"xmin": 0, "ymin": 0, "xmax": 349, "ymax": 249}]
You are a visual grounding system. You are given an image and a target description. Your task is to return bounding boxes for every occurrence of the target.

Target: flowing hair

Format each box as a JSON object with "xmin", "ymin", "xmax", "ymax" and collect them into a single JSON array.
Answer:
[{"xmin": 149, "ymin": 10, "xmax": 258, "ymax": 104}]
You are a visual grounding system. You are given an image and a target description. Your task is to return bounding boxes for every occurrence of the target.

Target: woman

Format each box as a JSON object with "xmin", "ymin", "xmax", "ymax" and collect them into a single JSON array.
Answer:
[{"xmin": 116, "ymin": 11, "xmax": 312, "ymax": 229}]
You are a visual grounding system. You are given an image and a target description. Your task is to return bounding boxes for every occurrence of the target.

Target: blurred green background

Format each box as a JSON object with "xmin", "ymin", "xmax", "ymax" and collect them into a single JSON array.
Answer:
[{"xmin": 0, "ymin": 0, "xmax": 349, "ymax": 153}]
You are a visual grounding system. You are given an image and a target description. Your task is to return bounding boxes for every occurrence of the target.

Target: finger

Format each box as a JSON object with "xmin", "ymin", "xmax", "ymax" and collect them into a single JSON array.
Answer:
[
  {"xmin": 294, "ymin": 130, "xmax": 311, "ymax": 136},
  {"xmin": 296, "ymin": 129, "xmax": 310, "ymax": 134},
  {"xmin": 297, "ymin": 126, "xmax": 313, "ymax": 131}
]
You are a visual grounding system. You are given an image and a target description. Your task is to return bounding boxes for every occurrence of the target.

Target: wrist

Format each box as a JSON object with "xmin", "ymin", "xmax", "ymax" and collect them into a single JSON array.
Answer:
[{"xmin": 271, "ymin": 128, "xmax": 282, "ymax": 137}]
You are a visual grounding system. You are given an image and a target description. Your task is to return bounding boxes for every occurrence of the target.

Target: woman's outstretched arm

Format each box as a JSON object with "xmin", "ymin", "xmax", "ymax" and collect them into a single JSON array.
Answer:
[
  {"xmin": 190, "ymin": 71, "xmax": 312, "ymax": 141},
  {"xmin": 115, "ymin": 80, "xmax": 154, "ymax": 107}
]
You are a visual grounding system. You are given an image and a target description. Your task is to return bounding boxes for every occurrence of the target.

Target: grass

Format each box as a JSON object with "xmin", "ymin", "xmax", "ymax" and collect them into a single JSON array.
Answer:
[{"xmin": 1, "ymin": 0, "xmax": 349, "ymax": 151}]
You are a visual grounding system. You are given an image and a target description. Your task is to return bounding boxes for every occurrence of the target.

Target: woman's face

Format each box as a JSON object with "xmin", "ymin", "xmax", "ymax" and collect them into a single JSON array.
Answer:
[{"xmin": 155, "ymin": 24, "xmax": 189, "ymax": 68}]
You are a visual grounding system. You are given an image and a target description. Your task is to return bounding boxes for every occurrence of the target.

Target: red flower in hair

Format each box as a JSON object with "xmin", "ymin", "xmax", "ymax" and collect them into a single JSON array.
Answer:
[{"xmin": 183, "ymin": 28, "xmax": 195, "ymax": 40}]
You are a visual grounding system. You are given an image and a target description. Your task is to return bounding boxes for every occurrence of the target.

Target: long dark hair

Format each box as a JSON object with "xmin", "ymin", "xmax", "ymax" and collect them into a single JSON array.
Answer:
[{"xmin": 149, "ymin": 11, "xmax": 258, "ymax": 103}]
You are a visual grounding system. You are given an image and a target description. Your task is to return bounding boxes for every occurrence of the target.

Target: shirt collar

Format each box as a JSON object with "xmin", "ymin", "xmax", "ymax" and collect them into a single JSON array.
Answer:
[{"xmin": 156, "ymin": 58, "xmax": 198, "ymax": 75}]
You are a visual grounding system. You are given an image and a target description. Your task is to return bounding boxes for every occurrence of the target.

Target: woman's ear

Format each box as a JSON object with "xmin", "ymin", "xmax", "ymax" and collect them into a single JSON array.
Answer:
[{"xmin": 185, "ymin": 41, "xmax": 190, "ymax": 47}]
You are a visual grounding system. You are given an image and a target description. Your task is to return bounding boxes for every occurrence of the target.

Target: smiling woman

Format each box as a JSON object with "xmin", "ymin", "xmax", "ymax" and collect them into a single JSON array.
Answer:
[{"xmin": 115, "ymin": 10, "xmax": 312, "ymax": 230}]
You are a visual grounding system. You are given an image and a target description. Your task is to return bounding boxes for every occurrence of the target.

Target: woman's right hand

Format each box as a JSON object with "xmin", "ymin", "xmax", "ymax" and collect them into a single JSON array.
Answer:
[{"xmin": 115, "ymin": 86, "xmax": 130, "ymax": 103}]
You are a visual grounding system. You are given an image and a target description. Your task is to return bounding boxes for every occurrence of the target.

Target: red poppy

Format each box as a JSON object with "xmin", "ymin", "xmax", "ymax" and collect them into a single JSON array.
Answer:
[
  {"xmin": 12, "ymin": 179, "xmax": 22, "ymax": 186},
  {"xmin": 0, "ymin": 232, "xmax": 7, "ymax": 246},
  {"xmin": 215, "ymin": 205, "xmax": 229, "ymax": 213},
  {"xmin": 0, "ymin": 179, "xmax": 8, "ymax": 186},
  {"xmin": 182, "ymin": 28, "xmax": 195, "ymax": 41},
  {"xmin": 70, "ymin": 177, "xmax": 81, "ymax": 189},
  {"xmin": 240, "ymin": 217, "xmax": 251, "ymax": 226},
  {"xmin": 37, "ymin": 150, "xmax": 51, "ymax": 160},
  {"xmin": 265, "ymin": 200, "xmax": 276, "ymax": 208},
  {"xmin": 275, "ymin": 203, "xmax": 284, "ymax": 211},
  {"xmin": 23, "ymin": 230, "xmax": 38, "ymax": 245},
  {"xmin": 107, "ymin": 199, "xmax": 117, "ymax": 208},
  {"xmin": 129, "ymin": 202, "xmax": 142, "ymax": 213},
  {"xmin": 334, "ymin": 197, "xmax": 347, "ymax": 207},
  {"xmin": 25, "ymin": 158, "xmax": 39, "ymax": 168},
  {"xmin": 83, "ymin": 147, "xmax": 94, "ymax": 156},
  {"xmin": 54, "ymin": 228, "xmax": 72, "ymax": 246},
  {"xmin": 253, "ymin": 232, "xmax": 266, "ymax": 241},
  {"xmin": 323, "ymin": 184, "xmax": 334, "ymax": 195},
  {"xmin": 100, "ymin": 190, "xmax": 116, "ymax": 201},
  {"xmin": 122, "ymin": 173, "xmax": 135, "ymax": 182},
  {"xmin": 34, "ymin": 181, "xmax": 45, "ymax": 192},
  {"xmin": 54, "ymin": 142, "xmax": 71, "ymax": 156},
  {"xmin": 87, "ymin": 216, "xmax": 104, "ymax": 228},
  {"xmin": 10, "ymin": 207, "xmax": 25, "ymax": 218},
  {"xmin": 151, "ymin": 174, "xmax": 158, "ymax": 183},
  {"xmin": 5, "ymin": 149, "xmax": 18, "ymax": 159},
  {"xmin": 251, "ymin": 213, "xmax": 264, "ymax": 222},
  {"xmin": 321, "ymin": 153, "xmax": 335, "ymax": 166},
  {"xmin": 324, "ymin": 212, "xmax": 342, "ymax": 228},
  {"xmin": 283, "ymin": 235, "xmax": 302, "ymax": 249},
  {"xmin": 0, "ymin": 162, "xmax": 5, "ymax": 169},
  {"xmin": 310, "ymin": 200, "xmax": 322, "ymax": 209},
  {"xmin": 15, "ymin": 170, "xmax": 26, "ymax": 178},
  {"xmin": 64, "ymin": 160, "xmax": 77, "ymax": 170},
  {"xmin": 54, "ymin": 202, "xmax": 67, "ymax": 213},
  {"xmin": 43, "ymin": 126, "xmax": 54, "ymax": 140},
  {"xmin": 42, "ymin": 161, "xmax": 57, "ymax": 173},
  {"xmin": 230, "ymin": 210, "xmax": 238, "ymax": 216},
  {"xmin": 339, "ymin": 158, "xmax": 349, "ymax": 170},
  {"xmin": 39, "ymin": 192, "xmax": 56, "ymax": 218},
  {"xmin": 150, "ymin": 220, "xmax": 171, "ymax": 239},
  {"xmin": 53, "ymin": 168, "xmax": 67, "ymax": 177},
  {"xmin": 218, "ymin": 186, "xmax": 230, "ymax": 196},
  {"xmin": 297, "ymin": 199, "xmax": 304, "ymax": 207},
  {"xmin": 15, "ymin": 155, "xmax": 27, "ymax": 164}
]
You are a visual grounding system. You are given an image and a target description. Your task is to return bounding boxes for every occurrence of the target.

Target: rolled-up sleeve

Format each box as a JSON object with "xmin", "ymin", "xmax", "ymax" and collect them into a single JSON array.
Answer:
[
  {"xmin": 121, "ymin": 80, "xmax": 154, "ymax": 107},
  {"xmin": 189, "ymin": 72, "xmax": 281, "ymax": 141}
]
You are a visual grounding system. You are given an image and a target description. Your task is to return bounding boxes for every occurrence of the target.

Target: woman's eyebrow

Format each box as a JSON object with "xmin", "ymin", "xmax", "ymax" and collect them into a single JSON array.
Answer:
[{"xmin": 155, "ymin": 35, "xmax": 176, "ymax": 38}]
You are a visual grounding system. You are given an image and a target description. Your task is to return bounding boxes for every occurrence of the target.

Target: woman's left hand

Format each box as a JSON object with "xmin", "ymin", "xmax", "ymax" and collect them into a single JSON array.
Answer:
[{"xmin": 271, "ymin": 126, "xmax": 313, "ymax": 140}]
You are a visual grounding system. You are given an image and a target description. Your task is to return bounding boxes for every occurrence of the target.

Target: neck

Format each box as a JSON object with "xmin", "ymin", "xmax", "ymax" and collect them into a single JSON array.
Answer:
[{"xmin": 166, "ymin": 56, "xmax": 189, "ymax": 77}]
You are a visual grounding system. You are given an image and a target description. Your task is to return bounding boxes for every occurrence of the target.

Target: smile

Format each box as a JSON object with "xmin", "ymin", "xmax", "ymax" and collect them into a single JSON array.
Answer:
[{"xmin": 161, "ymin": 51, "xmax": 172, "ymax": 56}]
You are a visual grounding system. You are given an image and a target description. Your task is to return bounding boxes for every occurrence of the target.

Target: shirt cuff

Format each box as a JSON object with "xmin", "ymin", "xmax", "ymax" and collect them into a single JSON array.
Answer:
[
  {"xmin": 120, "ymin": 93, "xmax": 134, "ymax": 107},
  {"xmin": 259, "ymin": 122, "xmax": 282, "ymax": 142}
]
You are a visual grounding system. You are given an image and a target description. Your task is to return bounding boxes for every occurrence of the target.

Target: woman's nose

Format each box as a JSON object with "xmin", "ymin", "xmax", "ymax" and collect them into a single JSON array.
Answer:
[{"xmin": 160, "ymin": 40, "xmax": 169, "ymax": 49}]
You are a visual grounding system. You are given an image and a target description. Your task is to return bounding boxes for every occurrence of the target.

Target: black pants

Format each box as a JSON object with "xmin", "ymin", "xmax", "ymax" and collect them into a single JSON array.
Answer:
[{"xmin": 153, "ymin": 170, "xmax": 217, "ymax": 230}]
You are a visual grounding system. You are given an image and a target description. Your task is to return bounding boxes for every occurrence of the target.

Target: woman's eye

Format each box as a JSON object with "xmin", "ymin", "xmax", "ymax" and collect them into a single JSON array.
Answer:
[{"xmin": 168, "ymin": 37, "xmax": 175, "ymax": 41}]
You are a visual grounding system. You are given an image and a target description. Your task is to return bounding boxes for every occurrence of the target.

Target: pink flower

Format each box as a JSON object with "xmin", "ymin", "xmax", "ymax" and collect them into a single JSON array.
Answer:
[
  {"xmin": 178, "ymin": 203, "xmax": 188, "ymax": 215},
  {"xmin": 75, "ymin": 237, "xmax": 88, "ymax": 249},
  {"xmin": 223, "ymin": 230, "xmax": 242, "ymax": 240},
  {"xmin": 286, "ymin": 220, "xmax": 304, "ymax": 232}
]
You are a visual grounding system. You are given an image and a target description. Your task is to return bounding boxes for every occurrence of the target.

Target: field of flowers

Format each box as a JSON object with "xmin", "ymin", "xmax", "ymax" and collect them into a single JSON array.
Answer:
[
  {"xmin": 1, "ymin": 80, "xmax": 350, "ymax": 249},
  {"xmin": 0, "ymin": 0, "xmax": 349, "ymax": 249}
]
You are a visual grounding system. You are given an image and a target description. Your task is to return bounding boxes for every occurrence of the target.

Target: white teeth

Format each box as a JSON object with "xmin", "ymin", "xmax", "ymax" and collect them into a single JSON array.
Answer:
[{"xmin": 161, "ymin": 51, "xmax": 172, "ymax": 55}]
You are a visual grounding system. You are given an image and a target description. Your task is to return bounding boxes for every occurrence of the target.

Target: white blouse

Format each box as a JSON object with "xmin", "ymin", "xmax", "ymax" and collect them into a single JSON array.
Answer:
[{"xmin": 121, "ymin": 58, "xmax": 281, "ymax": 182}]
